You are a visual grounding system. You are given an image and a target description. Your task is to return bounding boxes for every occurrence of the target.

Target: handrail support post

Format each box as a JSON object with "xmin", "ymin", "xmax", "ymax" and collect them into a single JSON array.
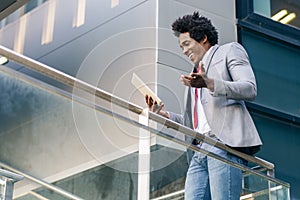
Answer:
[
  {"xmin": 137, "ymin": 108, "xmax": 151, "ymax": 200},
  {"xmin": 0, "ymin": 169, "xmax": 23, "ymax": 200}
]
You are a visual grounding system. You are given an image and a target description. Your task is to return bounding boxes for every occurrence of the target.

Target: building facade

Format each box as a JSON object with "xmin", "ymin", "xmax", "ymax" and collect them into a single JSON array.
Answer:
[{"xmin": 0, "ymin": 0, "xmax": 299, "ymax": 199}]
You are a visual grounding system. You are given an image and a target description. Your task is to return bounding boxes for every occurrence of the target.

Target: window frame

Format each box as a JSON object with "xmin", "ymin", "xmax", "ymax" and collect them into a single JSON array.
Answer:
[
  {"xmin": 236, "ymin": 0, "xmax": 300, "ymax": 48},
  {"xmin": 236, "ymin": 0, "xmax": 300, "ymax": 126}
]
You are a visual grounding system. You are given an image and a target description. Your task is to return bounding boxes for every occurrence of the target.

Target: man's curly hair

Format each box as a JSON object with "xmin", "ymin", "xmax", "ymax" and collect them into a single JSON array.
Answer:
[{"xmin": 172, "ymin": 12, "xmax": 218, "ymax": 45}]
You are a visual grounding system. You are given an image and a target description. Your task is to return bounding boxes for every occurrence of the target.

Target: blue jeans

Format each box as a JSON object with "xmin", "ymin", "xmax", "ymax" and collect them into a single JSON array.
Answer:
[{"xmin": 184, "ymin": 142, "xmax": 247, "ymax": 200}]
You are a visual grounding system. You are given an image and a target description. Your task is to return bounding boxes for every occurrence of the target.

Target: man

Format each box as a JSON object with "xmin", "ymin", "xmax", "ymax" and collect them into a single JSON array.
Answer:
[{"xmin": 146, "ymin": 12, "xmax": 262, "ymax": 199}]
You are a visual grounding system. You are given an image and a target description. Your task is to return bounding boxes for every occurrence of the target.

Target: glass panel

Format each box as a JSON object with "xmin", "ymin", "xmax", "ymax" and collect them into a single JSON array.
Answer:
[
  {"xmin": 148, "ymin": 125, "xmax": 187, "ymax": 200},
  {"xmin": 149, "ymin": 145, "xmax": 187, "ymax": 199},
  {"xmin": 14, "ymin": 157, "xmax": 139, "ymax": 200},
  {"xmin": 251, "ymin": 112, "xmax": 300, "ymax": 199},
  {"xmin": 149, "ymin": 125, "xmax": 290, "ymax": 200},
  {"xmin": 253, "ymin": 0, "xmax": 300, "ymax": 29},
  {"xmin": 0, "ymin": 65, "xmax": 140, "ymax": 199},
  {"xmin": 242, "ymin": 173, "xmax": 290, "ymax": 200},
  {"xmin": 0, "ymin": 58, "xmax": 290, "ymax": 199}
]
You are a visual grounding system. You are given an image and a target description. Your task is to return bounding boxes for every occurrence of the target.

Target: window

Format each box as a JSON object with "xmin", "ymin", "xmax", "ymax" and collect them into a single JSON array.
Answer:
[
  {"xmin": 253, "ymin": 0, "xmax": 300, "ymax": 29},
  {"xmin": 0, "ymin": 0, "xmax": 48, "ymax": 29},
  {"xmin": 24, "ymin": 0, "xmax": 48, "ymax": 13},
  {"xmin": 236, "ymin": 0, "xmax": 300, "ymax": 48}
]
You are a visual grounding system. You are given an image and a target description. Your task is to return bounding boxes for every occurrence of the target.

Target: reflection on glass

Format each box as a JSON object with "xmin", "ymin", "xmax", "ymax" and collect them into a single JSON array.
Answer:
[
  {"xmin": 254, "ymin": 0, "xmax": 300, "ymax": 28},
  {"xmin": 241, "ymin": 173, "xmax": 290, "ymax": 200},
  {"xmin": 0, "ymin": 56, "xmax": 9, "ymax": 65},
  {"xmin": 73, "ymin": 0, "xmax": 86, "ymax": 28},
  {"xmin": 111, "ymin": 0, "xmax": 119, "ymax": 8},
  {"xmin": 14, "ymin": 156, "xmax": 139, "ymax": 200},
  {"xmin": 41, "ymin": 0, "xmax": 56, "ymax": 45},
  {"xmin": 271, "ymin": 9, "xmax": 288, "ymax": 21},
  {"xmin": 148, "ymin": 135, "xmax": 291, "ymax": 200},
  {"xmin": 279, "ymin": 12, "xmax": 296, "ymax": 24},
  {"xmin": 14, "ymin": 15, "xmax": 27, "ymax": 54}
]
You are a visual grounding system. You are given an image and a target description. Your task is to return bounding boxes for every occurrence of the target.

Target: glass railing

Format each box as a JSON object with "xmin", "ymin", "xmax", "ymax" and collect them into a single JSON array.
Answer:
[
  {"xmin": 240, "ymin": 172, "xmax": 290, "ymax": 200},
  {"xmin": 0, "ymin": 161, "xmax": 84, "ymax": 200},
  {"xmin": 145, "ymin": 121, "xmax": 290, "ymax": 200},
  {"xmin": 0, "ymin": 45, "xmax": 290, "ymax": 199},
  {"xmin": 0, "ymin": 63, "xmax": 140, "ymax": 199}
]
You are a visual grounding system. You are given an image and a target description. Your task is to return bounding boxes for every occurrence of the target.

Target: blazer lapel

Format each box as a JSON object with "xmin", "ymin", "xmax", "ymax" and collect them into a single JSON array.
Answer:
[{"xmin": 204, "ymin": 45, "xmax": 219, "ymax": 73}]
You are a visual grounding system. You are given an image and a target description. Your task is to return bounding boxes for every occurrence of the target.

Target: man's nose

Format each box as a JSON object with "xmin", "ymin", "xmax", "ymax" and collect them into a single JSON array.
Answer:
[{"xmin": 182, "ymin": 47, "xmax": 188, "ymax": 55}]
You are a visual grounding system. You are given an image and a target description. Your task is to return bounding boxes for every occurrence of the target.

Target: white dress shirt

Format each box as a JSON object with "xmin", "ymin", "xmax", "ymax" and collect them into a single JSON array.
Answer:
[{"xmin": 191, "ymin": 47, "xmax": 213, "ymax": 133}]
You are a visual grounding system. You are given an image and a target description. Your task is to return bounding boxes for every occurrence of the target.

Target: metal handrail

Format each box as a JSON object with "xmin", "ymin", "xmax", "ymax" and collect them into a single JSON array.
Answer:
[
  {"xmin": 0, "ymin": 62, "xmax": 291, "ymax": 191},
  {"xmin": 0, "ymin": 169, "xmax": 23, "ymax": 182},
  {"xmin": 0, "ymin": 46, "xmax": 143, "ymax": 116},
  {"xmin": 0, "ymin": 64, "xmax": 289, "ymax": 188},
  {"xmin": 0, "ymin": 45, "xmax": 290, "ymax": 188},
  {"xmin": 0, "ymin": 161, "xmax": 83, "ymax": 200},
  {"xmin": 0, "ymin": 45, "xmax": 274, "ymax": 171},
  {"xmin": 150, "ymin": 113, "xmax": 275, "ymax": 170}
]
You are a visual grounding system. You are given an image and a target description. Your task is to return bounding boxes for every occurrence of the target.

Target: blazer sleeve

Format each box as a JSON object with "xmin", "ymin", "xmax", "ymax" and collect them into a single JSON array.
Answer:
[
  {"xmin": 168, "ymin": 111, "xmax": 184, "ymax": 125},
  {"xmin": 212, "ymin": 42, "xmax": 257, "ymax": 101}
]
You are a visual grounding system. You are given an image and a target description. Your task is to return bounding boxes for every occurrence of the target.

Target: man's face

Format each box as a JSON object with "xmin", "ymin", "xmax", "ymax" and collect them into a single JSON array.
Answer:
[{"xmin": 179, "ymin": 32, "xmax": 206, "ymax": 64}]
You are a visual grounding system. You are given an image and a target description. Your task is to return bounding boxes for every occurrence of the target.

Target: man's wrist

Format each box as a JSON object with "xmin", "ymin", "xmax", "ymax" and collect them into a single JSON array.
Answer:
[{"xmin": 159, "ymin": 110, "xmax": 170, "ymax": 119}]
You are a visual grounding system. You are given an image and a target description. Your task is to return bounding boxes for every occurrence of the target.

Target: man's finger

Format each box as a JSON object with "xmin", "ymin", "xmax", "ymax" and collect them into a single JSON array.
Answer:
[{"xmin": 156, "ymin": 103, "xmax": 164, "ymax": 114}]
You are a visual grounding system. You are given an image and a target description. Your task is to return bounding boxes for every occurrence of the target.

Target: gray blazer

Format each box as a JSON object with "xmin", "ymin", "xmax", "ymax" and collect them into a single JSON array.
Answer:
[{"xmin": 169, "ymin": 42, "xmax": 262, "ymax": 148}]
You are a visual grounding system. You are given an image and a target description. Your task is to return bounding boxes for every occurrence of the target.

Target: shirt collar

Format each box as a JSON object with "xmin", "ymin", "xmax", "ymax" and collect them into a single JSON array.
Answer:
[{"xmin": 201, "ymin": 46, "xmax": 213, "ymax": 66}]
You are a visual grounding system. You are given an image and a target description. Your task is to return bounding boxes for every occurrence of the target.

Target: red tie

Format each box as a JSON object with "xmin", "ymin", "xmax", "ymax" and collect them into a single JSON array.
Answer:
[{"xmin": 193, "ymin": 67, "xmax": 200, "ymax": 129}]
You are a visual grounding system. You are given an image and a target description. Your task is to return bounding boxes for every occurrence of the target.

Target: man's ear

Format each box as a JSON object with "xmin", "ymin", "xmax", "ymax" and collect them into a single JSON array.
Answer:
[{"xmin": 200, "ymin": 35, "xmax": 208, "ymax": 44}]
